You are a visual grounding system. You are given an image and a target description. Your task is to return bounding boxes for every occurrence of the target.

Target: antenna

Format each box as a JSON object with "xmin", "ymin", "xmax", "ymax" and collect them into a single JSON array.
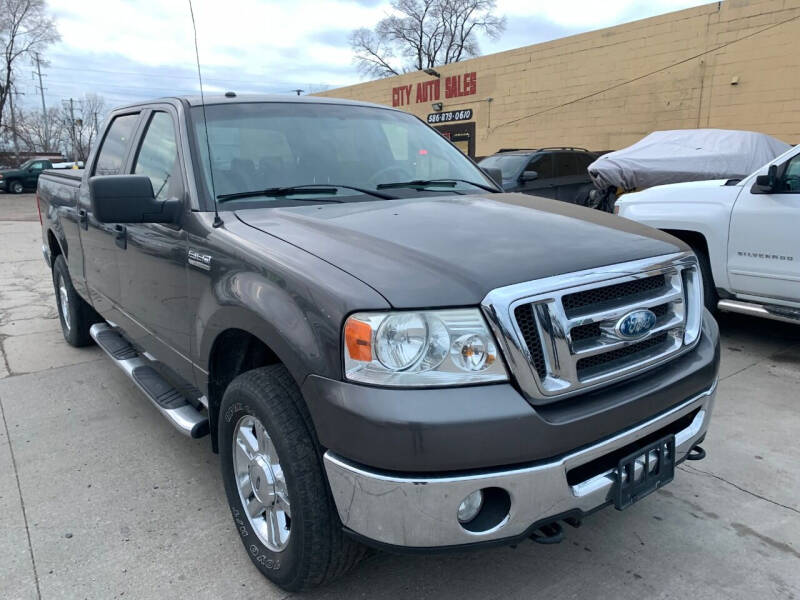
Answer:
[{"xmin": 188, "ymin": 0, "xmax": 223, "ymax": 228}]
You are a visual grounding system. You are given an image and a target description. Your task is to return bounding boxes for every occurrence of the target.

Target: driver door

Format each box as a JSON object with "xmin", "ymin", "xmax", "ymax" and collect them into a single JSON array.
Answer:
[
  {"xmin": 25, "ymin": 161, "xmax": 45, "ymax": 188},
  {"xmin": 727, "ymin": 151, "xmax": 800, "ymax": 303},
  {"xmin": 520, "ymin": 154, "xmax": 557, "ymax": 199}
]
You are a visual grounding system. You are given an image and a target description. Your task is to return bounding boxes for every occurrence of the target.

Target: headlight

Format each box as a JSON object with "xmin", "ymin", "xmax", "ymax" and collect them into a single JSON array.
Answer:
[{"xmin": 343, "ymin": 309, "xmax": 508, "ymax": 386}]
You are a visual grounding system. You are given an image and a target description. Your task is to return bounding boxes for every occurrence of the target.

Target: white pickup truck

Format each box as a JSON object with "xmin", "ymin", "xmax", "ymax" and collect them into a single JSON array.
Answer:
[{"xmin": 616, "ymin": 144, "xmax": 799, "ymax": 324}]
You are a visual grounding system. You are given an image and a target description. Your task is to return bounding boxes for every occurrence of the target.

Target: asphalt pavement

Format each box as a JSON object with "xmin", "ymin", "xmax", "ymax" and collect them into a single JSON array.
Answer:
[{"xmin": 1, "ymin": 192, "xmax": 799, "ymax": 599}]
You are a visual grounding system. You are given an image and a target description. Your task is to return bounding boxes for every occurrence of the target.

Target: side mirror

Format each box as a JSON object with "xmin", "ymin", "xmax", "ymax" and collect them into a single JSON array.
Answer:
[
  {"xmin": 752, "ymin": 164, "xmax": 779, "ymax": 194},
  {"xmin": 89, "ymin": 175, "xmax": 180, "ymax": 224},
  {"xmin": 481, "ymin": 167, "xmax": 503, "ymax": 188},
  {"xmin": 520, "ymin": 170, "xmax": 538, "ymax": 182}
]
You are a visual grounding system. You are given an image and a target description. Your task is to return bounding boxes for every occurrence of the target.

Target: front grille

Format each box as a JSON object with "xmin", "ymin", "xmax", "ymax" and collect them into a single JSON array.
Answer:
[
  {"xmin": 576, "ymin": 333, "xmax": 669, "ymax": 377},
  {"xmin": 486, "ymin": 253, "xmax": 701, "ymax": 403},
  {"xmin": 562, "ymin": 274, "xmax": 666, "ymax": 317},
  {"xmin": 514, "ymin": 304, "xmax": 547, "ymax": 378}
]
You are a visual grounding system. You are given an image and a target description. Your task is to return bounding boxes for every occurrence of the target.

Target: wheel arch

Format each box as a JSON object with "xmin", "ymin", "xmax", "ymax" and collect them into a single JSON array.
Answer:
[{"xmin": 201, "ymin": 303, "xmax": 333, "ymax": 452}]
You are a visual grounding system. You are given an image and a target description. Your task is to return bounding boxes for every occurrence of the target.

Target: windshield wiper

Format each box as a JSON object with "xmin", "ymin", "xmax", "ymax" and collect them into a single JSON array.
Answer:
[
  {"xmin": 217, "ymin": 184, "xmax": 395, "ymax": 203},
  {"xmin": 376, "ymin": 178, "xmax": 497, "ymax": 192}
]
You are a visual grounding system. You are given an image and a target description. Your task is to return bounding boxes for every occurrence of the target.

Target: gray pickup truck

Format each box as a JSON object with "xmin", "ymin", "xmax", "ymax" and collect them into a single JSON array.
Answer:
[{"xmin": 37, "ymin": 94, "xmax": 719, "ymax": 591}]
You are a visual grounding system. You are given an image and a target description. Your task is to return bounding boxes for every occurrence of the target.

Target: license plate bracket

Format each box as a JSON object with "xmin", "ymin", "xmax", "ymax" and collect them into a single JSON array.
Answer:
[{"xmin": 614, "ymin": 435, "xmax": 675, "ymax": 510}]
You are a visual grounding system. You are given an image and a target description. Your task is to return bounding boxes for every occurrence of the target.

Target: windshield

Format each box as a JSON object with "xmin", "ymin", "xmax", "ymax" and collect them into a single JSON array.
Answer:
[
  {"xmin": 191, "ymin": 102, "xmax": 493, "ymax": 206},
  {"xmin": 478, "ymin": 154, "xmax": 529, "ymax": 180}
]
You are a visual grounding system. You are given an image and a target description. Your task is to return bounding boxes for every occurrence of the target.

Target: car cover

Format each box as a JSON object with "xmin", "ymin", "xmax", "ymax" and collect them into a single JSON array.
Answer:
[{"xmin": 587, "ymin": 129, "xmax": 791, "ymax": 191}]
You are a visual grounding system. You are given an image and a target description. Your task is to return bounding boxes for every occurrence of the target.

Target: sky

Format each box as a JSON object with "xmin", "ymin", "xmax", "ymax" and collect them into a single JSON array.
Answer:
[{"xmin": 16, "ymin": 0, "xmax": 711, "ymax": 112}]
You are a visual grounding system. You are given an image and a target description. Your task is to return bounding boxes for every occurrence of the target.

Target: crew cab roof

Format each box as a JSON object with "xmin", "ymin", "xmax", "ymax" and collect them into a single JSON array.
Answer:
[{"xmin": 111, "ymin": 93, "xmax": 396, "ymax": 113}]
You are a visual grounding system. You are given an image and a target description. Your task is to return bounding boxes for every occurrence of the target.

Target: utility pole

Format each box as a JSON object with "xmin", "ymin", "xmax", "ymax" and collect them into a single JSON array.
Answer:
[
  {"xmin": 63, "ymin": 98, "xmax": 77, "ymax": 161},
  {"xmin": 8, "ymin": 86, "xmax": 20, "ymax": 161},
  {"xmin": 33, "ymin": 53, "xmax": 49, "ymax": 150}
]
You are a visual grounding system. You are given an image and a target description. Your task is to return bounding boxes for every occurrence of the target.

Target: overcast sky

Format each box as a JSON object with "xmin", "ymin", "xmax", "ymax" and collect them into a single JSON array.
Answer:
[{"xmin": 17, "ymin": 0, "xmax": 709, "ymax": 111}]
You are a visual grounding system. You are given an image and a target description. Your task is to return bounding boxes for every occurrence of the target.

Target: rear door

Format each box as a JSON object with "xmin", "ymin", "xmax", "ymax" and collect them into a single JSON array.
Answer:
[
  {"xmin": 552, "ymin": 152, "xmax": 592, "ymax": 203},
  {"xmin": 115, "ymin": 107, "xmax": 193, "ymax": 383},
  {"xmin": 520, "ymin": 153, "xmax": 557, "ymax": 199},
  {"xmin": 727, "ymin": 151, "xmax": 800, "ymax": 303},
  {"xmin": 79, "ymin": 112, "xmax": 141, "ymax": 321}
]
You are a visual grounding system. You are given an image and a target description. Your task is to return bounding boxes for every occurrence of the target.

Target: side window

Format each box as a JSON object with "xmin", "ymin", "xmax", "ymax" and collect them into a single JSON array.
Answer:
[
  {"xmin": 554, "ymin": 153, "xmax": 579, "ymax": 177},
  {"xmin": 30, "ymin": 161, "xmax": 45, "ymax": 170},
  {"xmin": 134, "ymin": 112, "xmax": 181, "ymax": 201},
  {"xmin": 782, "ymin": 155, "xmax": 800, "ymax": 192},
  {"xmin": 528, "ymin": 154, "xmax": 554, "ymax": 179},
  {"xmin": 575, "ymin": 154, "xmax": 594, "ymax": 172},
  {"xmin": 94, "ymin": 114, "xmax": 139, "ymax": 176}
]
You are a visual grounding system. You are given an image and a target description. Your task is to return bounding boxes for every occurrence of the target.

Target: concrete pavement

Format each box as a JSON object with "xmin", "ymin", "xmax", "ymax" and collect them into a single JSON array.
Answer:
[{"xmin": 1, "ymin": 192, "xmax": 798, "ymax": 599}]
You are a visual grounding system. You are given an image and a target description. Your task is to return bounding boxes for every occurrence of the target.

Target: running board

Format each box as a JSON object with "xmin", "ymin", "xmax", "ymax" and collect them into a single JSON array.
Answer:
[
  {"xmin": 717, "ymin": 299, "xmax": 800, "ymax": 325},
  {"xmin": 89, "ymin": 323, "xmax": 209, "ymax": 438}
]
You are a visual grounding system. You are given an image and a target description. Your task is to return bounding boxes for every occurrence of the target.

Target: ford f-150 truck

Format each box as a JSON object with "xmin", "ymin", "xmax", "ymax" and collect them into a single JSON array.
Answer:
[
  {"xmin": 616, "ymin": 143, "xmax": 799, "ymax": 324},
  {"xmin": 37, "ymin": 94, "xmax": 719, "ymax": 591}
]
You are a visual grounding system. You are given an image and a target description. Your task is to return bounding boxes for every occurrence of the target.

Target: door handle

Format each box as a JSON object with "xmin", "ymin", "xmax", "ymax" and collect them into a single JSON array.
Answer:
[
  {"xmin": 78, "ymin": 208, "xmax": 88, "ymax": 230},
  {"xmin": 114, "ymin": 224, "xmax": 127, "ymax": 250}
]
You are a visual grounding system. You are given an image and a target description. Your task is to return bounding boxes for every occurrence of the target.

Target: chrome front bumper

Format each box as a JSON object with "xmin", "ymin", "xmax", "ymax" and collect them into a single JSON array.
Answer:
[{"xmin": 324, "ymin": 381, "xmax": 716, "ymax": 548}]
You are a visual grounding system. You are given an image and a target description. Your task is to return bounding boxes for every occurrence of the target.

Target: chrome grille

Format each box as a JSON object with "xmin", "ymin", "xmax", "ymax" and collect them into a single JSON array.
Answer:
[{"xmin": 482, "ymin": 253, "xmax": 703, "ymax": 404}]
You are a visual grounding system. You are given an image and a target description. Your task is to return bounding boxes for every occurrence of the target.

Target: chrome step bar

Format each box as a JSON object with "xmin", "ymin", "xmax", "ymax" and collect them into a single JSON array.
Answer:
[
  {"xmin": 717, "ymin": 299, "xmax": 800, "ymax": 325},
  {"xmin": 89, "ymin": 323, "xmax": 209, "ymax": 438}
]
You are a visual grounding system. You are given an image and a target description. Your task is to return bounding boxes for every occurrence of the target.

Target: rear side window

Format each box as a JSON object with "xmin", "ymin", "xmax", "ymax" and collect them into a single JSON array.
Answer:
[
  {"xmin": 94, "ymin": 114, "xmax": 139, "ymax": 176},
  {"xmin": 554, "ymin": 152, "xmax": 579, "ymax": 177},
  {"xmin": 575, "ymin": 153, "xmax": 595, "ymax": 172},
  {"xmin": 134, "ymin": 112, "xmax": 181, "ymax": 200}
]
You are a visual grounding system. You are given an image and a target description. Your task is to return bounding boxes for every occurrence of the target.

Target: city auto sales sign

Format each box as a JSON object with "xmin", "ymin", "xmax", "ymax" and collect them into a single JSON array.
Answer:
[{"xmin": 392, "ymin": 72, "xmax": 477, "ymax": 107}]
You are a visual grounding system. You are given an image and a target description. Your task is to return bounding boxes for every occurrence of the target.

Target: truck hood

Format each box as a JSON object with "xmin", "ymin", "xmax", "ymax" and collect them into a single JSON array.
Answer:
[
  {"xmin": 616, "ymin": 178, "xmax": 741, "ymax": 209},
  {"xmin": 235, "ymin": 193, "xmax": 685, "ymax": 308}
]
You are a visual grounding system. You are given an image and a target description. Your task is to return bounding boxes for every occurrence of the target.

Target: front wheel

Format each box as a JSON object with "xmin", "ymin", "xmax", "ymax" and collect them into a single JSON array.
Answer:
[
  {"xmin": 10, "ymin": 180, "xmax": 24, "ymax": 194},
  {"xmin": 692, "ymin": 247, "xmax": 718, "ymax": 313},
  {"xmin": 219, "ymin": 365, "xmax": 364, "ymax": 591}
]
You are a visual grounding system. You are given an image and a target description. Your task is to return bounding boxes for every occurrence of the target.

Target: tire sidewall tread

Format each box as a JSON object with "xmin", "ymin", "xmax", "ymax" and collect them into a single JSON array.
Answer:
[{"xmin": 219, "ymin": 365, "xmax": 363, "ymax": 592}]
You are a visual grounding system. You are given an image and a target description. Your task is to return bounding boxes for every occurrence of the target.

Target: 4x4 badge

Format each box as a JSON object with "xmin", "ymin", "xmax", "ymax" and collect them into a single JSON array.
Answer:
[{"xmin": 188, "ymin": 249, "xmax": 212, "ymax": 271}]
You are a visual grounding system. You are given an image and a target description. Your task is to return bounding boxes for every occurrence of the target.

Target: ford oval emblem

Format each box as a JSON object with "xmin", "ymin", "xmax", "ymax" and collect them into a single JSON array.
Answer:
[{"xmin": 615, "ymin": 309, "xmax": 657, "ymax": 339}]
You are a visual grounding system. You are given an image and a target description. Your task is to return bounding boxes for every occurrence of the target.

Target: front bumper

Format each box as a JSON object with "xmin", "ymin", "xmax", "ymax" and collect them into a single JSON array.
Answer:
[{"xmin": 324, "ymin": 381, "xmax": 715, "ymax": 548}]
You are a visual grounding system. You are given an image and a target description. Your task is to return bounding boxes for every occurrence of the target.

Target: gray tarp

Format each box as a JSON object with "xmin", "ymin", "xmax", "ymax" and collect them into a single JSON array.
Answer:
[{"xmin": 588, "ymin": 129, "xmax": 791, "ymax": 191}]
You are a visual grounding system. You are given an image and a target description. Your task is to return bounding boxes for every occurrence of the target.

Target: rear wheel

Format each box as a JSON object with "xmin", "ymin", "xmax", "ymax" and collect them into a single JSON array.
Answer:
[
  {"xmin": 219, "ymin": 365, "xmax": 364, "ymax": 591},
  {"xmin": 10, "ymin": 180, "xmax": 24, "ymax": 194},
  {"xmin": 52, "ymin": 255, "xmax": 100, "ymax": 346}
]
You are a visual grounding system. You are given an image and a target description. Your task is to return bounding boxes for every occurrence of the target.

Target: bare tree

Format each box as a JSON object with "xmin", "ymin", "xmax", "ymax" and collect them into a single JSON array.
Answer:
[
  {"xmin": 12, "ymin": 105, "xmax": 65, "ymax": 153},
  {"xmin": 61, "ymin": 93, "xmax": 106, "ymax": 161},
  {"xmin": 351, "ymin": 0, "xmax": 505, "ymax": 78},
  {"xmin": 0, "ymin": 0, "xmax": 60, "ymax": 133}
]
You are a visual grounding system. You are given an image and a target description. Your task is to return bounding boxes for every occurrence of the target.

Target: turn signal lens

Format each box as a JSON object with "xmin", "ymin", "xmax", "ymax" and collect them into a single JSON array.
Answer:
[{"xmin": 344, "ymin": 318, "xmax": 373, "ymax": 362}]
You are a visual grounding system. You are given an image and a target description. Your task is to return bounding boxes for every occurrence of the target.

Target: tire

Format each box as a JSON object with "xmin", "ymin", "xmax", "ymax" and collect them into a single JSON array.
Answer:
[
  {"xmin": 52, "ymin": 255, "xmax": 100, "ymax": 346},
  {"xmin": 10, "ymin": 180, "xmax": 24, "ymax": 194},
  {"xmin": 691, "ymin": 246, "xmax": 718, "ymax": 314},
  {"xmin": 219, "ymin": 365, "xmax": 364, "ymax": 591}
]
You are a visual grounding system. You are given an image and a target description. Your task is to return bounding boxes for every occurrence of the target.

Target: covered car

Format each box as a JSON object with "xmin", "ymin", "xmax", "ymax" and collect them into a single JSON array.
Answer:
[{"xmin": 588, "ymin": 129, "xmax": 791, "ymax": 192}]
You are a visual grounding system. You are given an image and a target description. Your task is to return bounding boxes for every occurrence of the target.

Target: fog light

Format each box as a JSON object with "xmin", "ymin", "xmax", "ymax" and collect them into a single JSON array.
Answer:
[{"xmin": 457, "ymin": 490, "xmax": 484, "ymax": 523}]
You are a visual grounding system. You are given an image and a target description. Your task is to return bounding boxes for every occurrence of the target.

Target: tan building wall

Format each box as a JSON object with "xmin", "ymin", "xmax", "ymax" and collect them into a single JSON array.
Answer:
[{"xmin": 316, "ymin": 0, "xmax": 800, "ymax": 157}]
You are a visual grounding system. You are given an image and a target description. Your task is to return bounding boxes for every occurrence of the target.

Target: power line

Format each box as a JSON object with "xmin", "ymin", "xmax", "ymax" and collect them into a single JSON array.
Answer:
[
  {"xmin": 492, "ymin": 11, "xmax": 800, "ymax": 132},
  {"xmin": 42, "ymin": 59, "xmax": 344, "ymax": 89}
]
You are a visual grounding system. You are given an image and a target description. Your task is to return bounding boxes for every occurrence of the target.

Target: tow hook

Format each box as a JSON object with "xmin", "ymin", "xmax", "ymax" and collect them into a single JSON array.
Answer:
[
  {"xmin": 687, "ymin": 445, "xmax": 706, "ymax": 461},
  {"xmin": 530, "ymin": 522, "xmax": 564, "ymax": 545}
]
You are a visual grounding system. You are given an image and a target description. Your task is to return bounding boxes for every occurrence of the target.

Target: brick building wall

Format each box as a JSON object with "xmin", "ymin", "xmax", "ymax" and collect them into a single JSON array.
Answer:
[{"xmin": 315, "ymin": 0, "xmax": 800, "ymax": 156}]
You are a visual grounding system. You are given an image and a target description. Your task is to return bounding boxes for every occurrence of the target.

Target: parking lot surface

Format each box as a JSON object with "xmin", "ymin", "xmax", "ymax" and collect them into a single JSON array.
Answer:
[{"xmin": 1, "ymin": 192, "xmax": 799, "ymax": 599}]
